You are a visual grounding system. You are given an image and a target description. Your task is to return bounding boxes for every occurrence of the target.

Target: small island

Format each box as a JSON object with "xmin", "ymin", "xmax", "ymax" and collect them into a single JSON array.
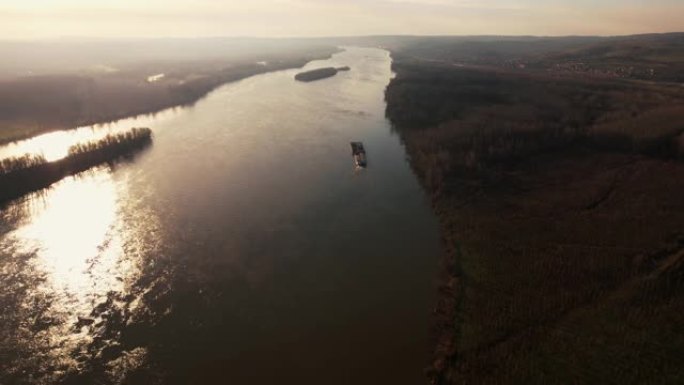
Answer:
[
  {"xmin": 294, "ymin": 66, "xmax": 351, "ymax": 82},
  {"xmin": 0, "ymin": 127, "xmax": 152, "ymax": 204}
]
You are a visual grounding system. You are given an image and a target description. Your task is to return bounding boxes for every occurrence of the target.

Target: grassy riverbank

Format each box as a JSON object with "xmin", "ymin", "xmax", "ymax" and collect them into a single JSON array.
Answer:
[
  {"xmin": 385, "ymin": 35, "xmax": 684, "ymax": 384},
  {"xmin": 0, "ymin": 128, "xmax": 152, "ymax": 204},
  {"xmin": 0, "ymin": 44, "xmax": 338, "ymax": 144}
]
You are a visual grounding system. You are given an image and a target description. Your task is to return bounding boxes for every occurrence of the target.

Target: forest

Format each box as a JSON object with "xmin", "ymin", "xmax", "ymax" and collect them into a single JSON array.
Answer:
[{"xmin": 385, "ymin": 33, "xmax": 684, "ymax": 385}]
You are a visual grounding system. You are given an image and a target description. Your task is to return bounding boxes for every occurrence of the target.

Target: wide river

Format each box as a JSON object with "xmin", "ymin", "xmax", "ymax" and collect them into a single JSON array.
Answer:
[{"xmin": 0, "ymin": 47, "xmax": 441, "ymax": 385}]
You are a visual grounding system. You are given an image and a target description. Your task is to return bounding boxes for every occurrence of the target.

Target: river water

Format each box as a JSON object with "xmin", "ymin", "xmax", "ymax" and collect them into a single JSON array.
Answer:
[{"xmin": 0, "ymin": 47, "xmax": 441, "ymax": 385}]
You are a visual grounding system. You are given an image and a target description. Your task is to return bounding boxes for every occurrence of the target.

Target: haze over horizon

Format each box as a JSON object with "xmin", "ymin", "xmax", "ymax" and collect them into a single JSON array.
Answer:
[{"xmin": 1, "ymin": 0, "xmax": 682, "ymax": 39}]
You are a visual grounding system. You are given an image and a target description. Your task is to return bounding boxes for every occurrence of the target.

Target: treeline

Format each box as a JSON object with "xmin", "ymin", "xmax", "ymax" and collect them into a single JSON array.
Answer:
[
  {"xmin": 0, "ymin": 153, "xmax": 47, "ymax": 175},
  {"xmin": 0, "ymin": 127, "xmax": 152, "ymax": 204},
  {"xmin": 386, "ymin": 60, "xmax": 684, "ymax": 192}
]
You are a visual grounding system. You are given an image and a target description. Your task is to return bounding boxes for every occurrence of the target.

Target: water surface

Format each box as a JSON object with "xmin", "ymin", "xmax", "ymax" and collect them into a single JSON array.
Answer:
[{"xmin": 0, "ymin": 47, "xmax": 441, "ymax": 385}]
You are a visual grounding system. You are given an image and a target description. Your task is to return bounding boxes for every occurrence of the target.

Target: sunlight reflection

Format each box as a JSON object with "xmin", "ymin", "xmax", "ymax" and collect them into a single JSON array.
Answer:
[
  {"xmin": 39, "ymin": 131, "xmax": 73, "ymax": 162},
  {"xmin": 0, "ymin": 162, "xmax": 166, "ymax": 382},
  {"xmin": 1, "ymin": 128, "xmax": 112, "ymax": 162},
  {"xmin": 0, "ymin": 167, "xmax": 155, "ymax": 381},
  {"xmin": 14, "ymin": 171, "xmax": 124, "ymax": 312}
]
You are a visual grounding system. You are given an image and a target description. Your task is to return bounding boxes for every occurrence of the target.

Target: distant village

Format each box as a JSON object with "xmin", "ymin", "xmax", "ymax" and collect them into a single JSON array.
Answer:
[{"xmin": 501, "ymin": 59, "xmax": 659, "ymax": 80}]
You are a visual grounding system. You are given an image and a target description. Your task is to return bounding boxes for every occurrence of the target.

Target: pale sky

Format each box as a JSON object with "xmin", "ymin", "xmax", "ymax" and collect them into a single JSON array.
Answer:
[{"xmin": 0, "ymin": 0, "xmax": 682, "ymax": 39}]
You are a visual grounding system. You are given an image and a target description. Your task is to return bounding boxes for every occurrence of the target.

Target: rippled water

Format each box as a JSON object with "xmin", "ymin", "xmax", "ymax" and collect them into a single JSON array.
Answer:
[{"xmin": 0, "ymin": 47, "xmax": 441, "ymax": 385}]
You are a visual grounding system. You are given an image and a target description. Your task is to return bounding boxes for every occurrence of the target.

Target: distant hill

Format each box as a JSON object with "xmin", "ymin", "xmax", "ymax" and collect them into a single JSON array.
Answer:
[{"xmin": 350, "ymin": 33, "xmax": 684, "ymax": 82}]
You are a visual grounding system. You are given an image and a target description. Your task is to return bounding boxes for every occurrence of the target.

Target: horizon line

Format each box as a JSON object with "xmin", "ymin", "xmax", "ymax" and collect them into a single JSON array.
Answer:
[{"xmin": 1, "ymin": 31, "xmax": 682, "ymax": 42}]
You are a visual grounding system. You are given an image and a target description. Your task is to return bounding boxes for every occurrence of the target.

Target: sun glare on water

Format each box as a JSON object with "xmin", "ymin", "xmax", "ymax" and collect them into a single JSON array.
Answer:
[
  {"xmin": 0, "ymin": 126, "xmax": 133, "ymax": 163},
  {"xmin": 39, "ymin": 132, "xmax": 73, "ymax": 162},
  {"xmin": 0, "ymin": 130, "xmax": 88, "ymax": 162},
  {"xmin": 14, "ymin": 172, "xmax": 124, "ymax": 300},
  {"xmin": 0, "ymin": 169, "xmax": 153, "ymax": 376}
]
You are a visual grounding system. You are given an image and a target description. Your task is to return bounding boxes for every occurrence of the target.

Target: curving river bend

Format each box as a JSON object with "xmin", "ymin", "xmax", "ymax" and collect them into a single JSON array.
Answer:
[{"xmin": 0, "ymin": 47, "xmax": 441, "ymax": 385}]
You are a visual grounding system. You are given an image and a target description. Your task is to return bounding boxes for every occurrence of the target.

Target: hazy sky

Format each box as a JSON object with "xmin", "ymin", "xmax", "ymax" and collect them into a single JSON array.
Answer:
[{"xmin": 1, "ymin": 0, "xmax": 682, "ymax": 38}]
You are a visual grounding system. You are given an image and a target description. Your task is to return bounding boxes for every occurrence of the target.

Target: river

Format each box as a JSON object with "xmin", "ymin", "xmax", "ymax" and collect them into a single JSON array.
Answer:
[{"xmin": 0, "ymin": 47, "xmax": 441, "ymax": 385}]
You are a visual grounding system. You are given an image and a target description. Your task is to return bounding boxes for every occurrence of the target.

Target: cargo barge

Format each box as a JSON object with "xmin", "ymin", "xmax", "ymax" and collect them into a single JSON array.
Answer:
[{"xmin": 350, "ymin": 142, "xmax": 367, "ymax": 168}]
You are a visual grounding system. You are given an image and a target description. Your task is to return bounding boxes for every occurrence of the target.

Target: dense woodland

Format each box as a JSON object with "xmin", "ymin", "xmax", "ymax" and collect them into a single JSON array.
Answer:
[{"xmin": 385, "ymin": 34, "xmax": 684, "ymax": 385}]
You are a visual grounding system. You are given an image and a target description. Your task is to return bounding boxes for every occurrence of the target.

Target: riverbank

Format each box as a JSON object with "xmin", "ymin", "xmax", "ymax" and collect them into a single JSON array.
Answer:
[
  {"xmin": 0, "ymin": 128, "xmax": 152, "ymax": 204},
  {"xmin": 0, "ymin": 47, "xmax": 339, "ymax": 144},
  {"xmin": 386, "ymin": 52, "xmax": 684, "ymax": 384}
]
